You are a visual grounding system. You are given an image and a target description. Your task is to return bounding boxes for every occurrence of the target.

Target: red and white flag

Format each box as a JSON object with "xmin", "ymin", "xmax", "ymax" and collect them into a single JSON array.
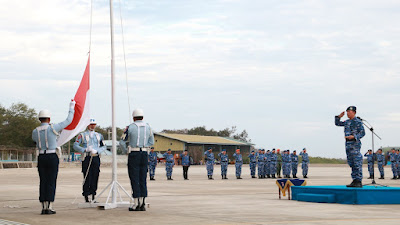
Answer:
[{"xmin": 57, "ymin": 56, "xmax": 91, "ymax": 147}]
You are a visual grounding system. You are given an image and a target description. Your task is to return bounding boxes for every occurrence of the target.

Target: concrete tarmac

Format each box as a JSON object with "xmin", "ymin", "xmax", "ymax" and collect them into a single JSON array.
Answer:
[{"xmin": 1, "ymin": 164, "xmax": 400, "ymax": 225}]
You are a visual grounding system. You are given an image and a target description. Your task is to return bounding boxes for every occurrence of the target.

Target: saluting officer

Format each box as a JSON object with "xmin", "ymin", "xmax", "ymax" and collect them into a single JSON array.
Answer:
[
  {"xmin": 364, "ymin": 149, "xmax": 375, "ymax": 179},
  {"xmin": 218, "ymin": 149, "xmax": 229, "ymax": 179},
  {"xmin": 120, "ymin": 109, "xmax": 154, "ymax": 211},
  {"xmin": 299, "ymin": 148, "xmax": 309, "ymax": 178},
  {"xmin": 180, "ymin": 150, "xmax": 190, "ymax": 180},
  {"xmin": 233, "ymin": 149, "xmax": 243, "ymax": 179},
  {"xmin": 248, "ymin": 150, "xmax": 257, "ymax": 178},
  {"xmin": 148, "ymin": 147, "xmax": 157, "ymax": 180},
  {"xmin": 376, "ymin": 148, "xmax": 385, "ymax": 179},
  {"xmin": 73, "ymin": 118, "xmax": 106, "ymax": 203},
  {"xmin": 291, "ymin": 150, "xmax": 299, "ymax": 178},
  {"xmin": 204, "ymin": 147, "xmax": 215, "ymax": 180},
  {"xmin": 32, "ymin": 100, "xmax": 75, "ymax": 214},
  {"xmin": 335, "ymin": 106, "xmax": 365, "ymax": 187},
  {"xmin": 163, "ymin": 149, "xmax": 175, "ymax": 180}
]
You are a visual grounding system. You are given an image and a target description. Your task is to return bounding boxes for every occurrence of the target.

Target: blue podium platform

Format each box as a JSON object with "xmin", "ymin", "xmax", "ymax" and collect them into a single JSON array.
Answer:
[{"xmin": 291, "ymin": 185, "xmax": 400, "ymax": 204}]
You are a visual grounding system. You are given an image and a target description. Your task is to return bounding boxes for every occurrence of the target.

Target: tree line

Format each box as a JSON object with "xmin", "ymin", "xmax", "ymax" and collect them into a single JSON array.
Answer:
[{"xmin": 0, "ymin": 103, "xmax": 251, "ymax": 150}]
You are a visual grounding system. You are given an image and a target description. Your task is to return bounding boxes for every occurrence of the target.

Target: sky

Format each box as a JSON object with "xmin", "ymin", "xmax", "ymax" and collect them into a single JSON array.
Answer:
[{"xmin": 1, "ymin": 0, "xmax": 400, "ymax": 158}]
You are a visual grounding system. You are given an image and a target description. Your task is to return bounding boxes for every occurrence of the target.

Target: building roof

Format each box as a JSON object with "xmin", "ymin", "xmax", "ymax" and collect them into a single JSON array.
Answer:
[{"xmin": 155, "ymin": 133, "xmax": 252, "ymax": 146}]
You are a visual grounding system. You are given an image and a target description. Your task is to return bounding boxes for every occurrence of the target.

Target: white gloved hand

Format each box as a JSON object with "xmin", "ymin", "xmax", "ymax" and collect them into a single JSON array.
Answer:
[
  {"xmin": 86, "ymin": 146, "xmax": 93, "ymax": 152},
  {"xmin": 69, "ymin": 99, "xmax": 76, "ymax": 109},
  {"xmin": 91, "ymin": 149, "xmax": 98, "ymax": 154}
]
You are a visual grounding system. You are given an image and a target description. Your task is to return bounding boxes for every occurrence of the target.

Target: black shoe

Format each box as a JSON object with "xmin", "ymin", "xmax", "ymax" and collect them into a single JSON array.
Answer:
[
  {"xmin": 293, "ymin": 175, "xmax": 297, "ymax": 178},
  {"xmin": 224, "ymin": 175, "xmax": 228, "ymax": 179},
  {"xmin": 379, "ymin": 176, "xmax": 384, "ymax": 179},
  {"xmin": 150, "ymin": 177, "xmax": 155, "ymax": 180},
  {"xmin": 237, "ymin": 177, "xmax": 242, "ymax": 179},
  {"xmin": 209, "ymin": 176, "xmax": 214, "ymax": 180},
  {"xmin": 304, "ymin": 175, "xmax": 308, "ymax": 178},
  {"xmin": 391, "ymin": 177, "xmax": 397, "ymax": 180},
  {"xmin": 92, "ymin": 195, "xmax": 97, "ymax": 203},
  {"xmin": 41, "ymin": 209, "xmax": 46, "ymax": 215},
  {"xmin": 46, "ymin": 209, "xmax": 56, "ymax": 214},
  {"xmin": 84, "ymin": 196, "xmax": 89, "ymax": 203},
  {"xmin": 267, "ymin": 175, "xmax": 271, "ymax": 178},
  {"xmin": 346, "ymin": 180, "xmax": 362, "ymax": 188},
  {"xmin": 272, "ymin": 174, "xmax": 276, "ymax": 178},
  {"xmin": 170, "ymin": 177, "xmax": 173, "ymax": 180},
  {"xmin": 367, "ymin": 176, "xmax": 372, "ymax": 179},
  {"xmin": 252, "ymin": 176, "xmax": 256, "ymax": 178}
]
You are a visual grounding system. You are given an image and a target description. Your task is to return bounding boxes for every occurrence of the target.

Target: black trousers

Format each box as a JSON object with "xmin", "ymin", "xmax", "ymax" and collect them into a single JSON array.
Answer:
[
  {"xmin": 183, "ymin": 166, "xmax": 189, "ymax": 179},
  {"xmin": 37, "ymin": 153, "xmax": 59, "ymax": 202},
  {"xmin": 128, "ymin": 151, "xmax": 148, "ymax": 198},
  {"xmin": 82, "ymin": 155, "xmax": 100, "ymax": 196}
]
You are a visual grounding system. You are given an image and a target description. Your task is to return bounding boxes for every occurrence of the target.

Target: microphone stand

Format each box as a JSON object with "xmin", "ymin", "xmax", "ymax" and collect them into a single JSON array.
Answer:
[{"xmin": 360, "ymin": 118, "xmax": 386, "ymax": 187}]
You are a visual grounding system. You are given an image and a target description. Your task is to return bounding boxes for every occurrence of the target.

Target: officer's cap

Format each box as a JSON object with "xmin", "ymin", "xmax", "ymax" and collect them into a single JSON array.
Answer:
[
  {"xmin": 251, "ymin": 150, "xmax": 255, "ymax": 152},
  {"xmin": 261, "ymin": 149, "xmax": 265, "ymax": 152},
  {"xmin": 151, "ymin": 147, "xmax": 154, "ymax": 150},
  {"xmin": 184, "ymin": 149, "xmax": 188, "ymax": 152},
  {"xmin": 89, "ymin": 118, "xmax": 97, "ymax": 124},
  {"xmin": 167, "ymin": 149, "xmax": 171, "ymax": 151},
  {"xmin": 222, "ymin": 149, "xmax": 226, "ymax": 152},
  {"xmin": 293, "ymin": 150, "xmax": 296, "ymax": 152},
  {"xmin": 272, "ymin": 148, "xmax": 275, "ymax": 150},
  {"xmin": 208, "ymin": 147, "xmax": 212, "ymax": 150},
  {"xmin": 368, "ymin": 149, "xmax": 372, "ymax": 152},
  {"xmin": 303, "ymin": 148, "xmax": 306, "ymax": 151},
  {"xmin": 346, "ymin": 106, "xmax": 356, "ymax": 112}
]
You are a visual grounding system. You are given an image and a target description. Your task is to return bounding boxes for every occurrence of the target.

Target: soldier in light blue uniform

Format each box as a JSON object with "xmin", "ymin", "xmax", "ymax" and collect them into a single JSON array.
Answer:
[
  {"xmin": 32, "ymin": 100, "xmax": 75, "ymax": 215},
  {"xmin": 291, "ymin": 150, "xmax": 299, "ymax": 178},
  {"xmin": 257, "ymin": 149, "xmax": 265, "ymax": 179},
  {"xmin": 73, "ymin": 118, "xmax": 106, "ymax": 203},
  {"xmin": 265, "ymin": 150, "xmax": 271, "ymax": 178},
  {"xmin": 163, "ymin": 149, "xmax": 175, "ymax": 180},
  {"xmin": 180, "ymin": 150, "xmax": 190, "ymax": 180},
  {"xmin": 363, "ymin": 149, "xmax": 375, "ymax": 179},
  {"xmin": 376, "ymin": 148, "xmax": 385, "ymax": 179},
  {"xmin": 204, "ymin": 147, "xmax": 215, "ymax": 180},
  {"xmin": 233, "ymin": 149, "xmax": 243, "ymax": 179},
  {"xmin": 335, "ymin": 106, "xmax": 366, "ymax": 187},
  {"xmin": 218, "ymin": 149, "xmax": 229, "ymax": 179},
  {"xmin": 299, "ymin": 148, "xmax": 309, "ymax": 178},
  {"xmin": 248, "ymin": 150, "xmax": 257, "ymax": 178},
  {"xmin": 270, "ymin": 149, "xmax": 277, "ymax": 178},
  {"xmin": 148, "ymin": 147, "xmax": 157, "ymax": 180},
  {"xmin": 389, "ymin": 148, "xmax": 398, "ymax": 179},
  {"xmin": 120, "ymin": 109, "xmax": 155, "ymax": 211}
]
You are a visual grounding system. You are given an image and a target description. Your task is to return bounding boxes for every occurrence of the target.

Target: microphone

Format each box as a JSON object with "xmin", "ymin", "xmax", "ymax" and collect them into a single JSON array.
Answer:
[{"xmin": 357, "ymin": 116, "xmax": 363, "ymax": 121}]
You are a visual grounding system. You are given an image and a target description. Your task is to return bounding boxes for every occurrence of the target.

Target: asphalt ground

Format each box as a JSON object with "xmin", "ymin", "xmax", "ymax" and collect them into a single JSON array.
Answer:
[{"xmin": 1, "ymin": 164, "xmax": 400, "ymax": 225}]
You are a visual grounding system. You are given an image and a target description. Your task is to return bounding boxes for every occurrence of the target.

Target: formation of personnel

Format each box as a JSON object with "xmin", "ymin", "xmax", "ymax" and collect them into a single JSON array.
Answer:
[{"xmin": 389, "ymin": 148, "xmax": 400, "ymax": 180}]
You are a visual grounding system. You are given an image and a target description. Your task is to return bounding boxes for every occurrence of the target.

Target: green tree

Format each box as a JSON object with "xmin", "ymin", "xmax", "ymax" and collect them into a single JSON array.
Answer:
[{"xmin": 0, "ymin": 103, "xmax": 40, "ymax": 147}]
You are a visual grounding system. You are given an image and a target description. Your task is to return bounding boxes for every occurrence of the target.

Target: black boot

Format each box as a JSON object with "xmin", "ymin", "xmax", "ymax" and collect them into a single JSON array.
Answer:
[
  {"xmin": 47, "ymin": 202, "xmax": 56, "ymax": 214},
  {"xmin": 225, "ymin": 175, "xmax": 228, "ymax": 179},
  {"xmin": 209, "ymin": 176, "xmax": 214, "ymax": 180},
  {"xmin": 346, "ymin": 179, "xmax": 362, "ymax": 187},
  {"xmin": 272, "ymin": 174, "xmax": 276, "ymax": 178},
  {"xmin": 304, "ymin": 175, "xmax": 308, "ymax": 178},
  {"xmin": 222, "ymin": 175, "xmax": 224, "ymax": 179},
  {"xmin": 252, "ymin": 175, "xmax": 256, "ymax": 178},
  {"xmin": 41, "ymin": 202, "xmax": 46, "ymax": 215},
  {"xmin": 140, "ymin": 198, "xmax": 146, "ymax": 211},
  {"xmin": 84, "ymin": 196, "xmax": 89, "ymax": 203},
  {"xmin": 92, "ymin": 195, "xmax": 97, "ymax": 203},
  {"xmin": 379, "ymin": 176, "xmax": 384, "ymax": 179},
  {"xmin": 367, "ymin": 176, "xmax": 372, "ymax": 179},
  {"xmin": 150, "ymin": 176, "xmax": 155, "ymax": 180},
  {"xmin": 391, "ymin": 176, "xmax": 397, "ymax": 180},
  {"xmin": 267, "ymin": 174, "xmax": 271, "ymax": 178},
  {"xmin": 237, "ymin": 176, "xmax": 242, "ymax": 179}
]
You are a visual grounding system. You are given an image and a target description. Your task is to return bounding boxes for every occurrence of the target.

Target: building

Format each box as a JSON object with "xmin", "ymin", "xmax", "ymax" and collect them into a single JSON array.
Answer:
[{"xmin": 153, "ymin": 133, "xmax": 254, "ymax": 164}]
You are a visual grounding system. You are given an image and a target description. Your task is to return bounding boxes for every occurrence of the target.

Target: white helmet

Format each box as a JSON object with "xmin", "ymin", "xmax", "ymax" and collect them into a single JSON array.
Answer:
[
  {"xmin": 89, "ymin": 118, "xmax": 97, "ymax": 124},
  {"xmin": 38, "ymin": 109, "xmax": 51, "ymax": 118},
  {"xmin": 132, "ymin": 109, "xmax": 144, "ymax": 118}
]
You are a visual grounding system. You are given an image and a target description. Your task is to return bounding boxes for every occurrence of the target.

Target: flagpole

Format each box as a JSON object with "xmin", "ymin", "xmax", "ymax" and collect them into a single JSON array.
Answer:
[{"xmin": 109, "ymin": 0, "xmax": 117, "ymax": 204}]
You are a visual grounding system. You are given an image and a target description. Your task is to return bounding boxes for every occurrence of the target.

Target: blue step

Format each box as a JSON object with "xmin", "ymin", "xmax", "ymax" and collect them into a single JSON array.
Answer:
[{"xmin": 296, "ymin": 193, "xmax": 335, "ymax": 203}]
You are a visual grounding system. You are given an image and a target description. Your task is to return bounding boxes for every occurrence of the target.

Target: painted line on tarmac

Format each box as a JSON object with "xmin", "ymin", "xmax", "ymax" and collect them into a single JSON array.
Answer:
[{"xmin": 0, "ymin": 219, "xmax": 29, "ymax": 225}]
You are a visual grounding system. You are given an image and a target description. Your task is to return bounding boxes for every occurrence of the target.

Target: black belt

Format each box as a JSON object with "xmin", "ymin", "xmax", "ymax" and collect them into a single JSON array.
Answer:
[{"xmin": 222, "ymin": 161, "xmax": 228, "ymax": 162}]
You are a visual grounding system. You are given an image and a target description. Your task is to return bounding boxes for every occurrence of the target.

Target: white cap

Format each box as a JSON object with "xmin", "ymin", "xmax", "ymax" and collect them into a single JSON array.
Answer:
[
  {"xmin": 38, "ymin": 109, "xmax": 51, "ymax": 118},
  {"xmin": 132, "ymin": 109, "xmax": 144, "ymax": 118},
  {"xmin": 89, "ymin": 118, "xmax": 96, "ymax": 124}
]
